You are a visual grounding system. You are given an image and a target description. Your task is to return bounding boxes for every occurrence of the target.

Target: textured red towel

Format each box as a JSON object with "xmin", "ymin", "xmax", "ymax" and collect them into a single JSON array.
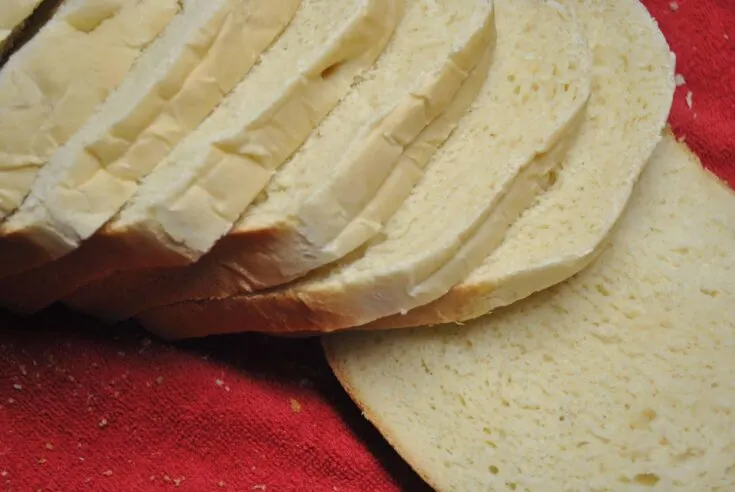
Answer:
[{"xmin": 1, "ymin": 1, "xmax": 733, "ymax": 490}]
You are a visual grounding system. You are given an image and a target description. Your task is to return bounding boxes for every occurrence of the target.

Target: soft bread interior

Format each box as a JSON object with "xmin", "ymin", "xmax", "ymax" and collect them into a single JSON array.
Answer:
[
  {"xmin": 1, "ymin": 0, "xmax": 299, "ymax": 271},
  {"xmin": 235, "ymin": 0, "xmax": 492, "ymax": 236},
  {"xmin": 108, "ymin": 0, "xmax": 399, "ymax": 261},
  {"xmin": 0, "ymin": 0, "xmax": 182, "ymax": 221},
  {"xmin": 0, "ymin": 0, "xmax": 398, "ymax": 315},
  {"xmin": 51, "ymin": 18, "xmax": 495, "ymax": 323},
  {"xmin": 368, "ymin": 0, "xmax": 676, "ymax": 329},
  {"xmin": 135, "ymin": 0, "xmax": 593, "ymax": 337},
  {"xmin": 324, "ymin": 135, "xmax": 735, "ymax": 492},
  {"xmin": 57, "ymin": 0, "xmax": 496, "ymax": 321},
  {"xmin": 286, "ymin": 0, "xmax": 591, "ymax": 325},
  {"xmin": 61, "ymin": 0, "xmax": 499, "ymax": 319}
]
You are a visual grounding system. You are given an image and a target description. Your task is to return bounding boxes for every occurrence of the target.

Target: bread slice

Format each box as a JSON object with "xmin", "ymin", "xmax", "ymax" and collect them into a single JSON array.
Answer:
[
  {"xmin": 59, "ymin": 0, "xmax": 496, "ymax": 322},
  {"xmin": 62, "ymin": 0, "xmax": 497, "ymax": 320},
  {"xmin": 0, "ymin": 0, "xmax": 398, "ymax": 314},
  {"xmin": 365, "ymin": 0, "xmax": 676, "ymax": 329},
  {"xmin": 0, "ymin": 0, "xmax": 182, "ymax": 223},
  {"xmin": 324, "ymin": 135, "xmax": 735, "ymax": 492},
  {"xmin": 0, "ymin": 0, "xmax": 300, "ymax": 278},
  {"xmin": 137, "ymin": 0, "xmax": 592, "ymax": 338}
]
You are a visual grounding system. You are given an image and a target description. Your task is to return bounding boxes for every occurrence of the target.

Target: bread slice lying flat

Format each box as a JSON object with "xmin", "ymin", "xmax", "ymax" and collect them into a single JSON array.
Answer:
[
  {"xmin": 324, "ymin": 135, "xmax": 735, "ymax": 492},
  {"xmin": 0, "ymin": 0, "xmax": 300, "ymax": 277},
  {"xmin": 0, "ymin": 0, "xmax": 397, "ymax": 315},
  {"xmin": 0, "ymin": 0, "xmax": 182, "ymax": 225},
  {"xmin": 138, "ymin": 0, "xmax": 592, "ymax": 338},
  {"xmin": 367, "ymin": 0, "xmax": 676, "ymax": 329},
  {"xmin": 63, "ymin": 0, "xmax": 497, "ymax": 321},
  {"xmin": 60, "ymin": 0, "xmax": 497, "ymax": 322}
]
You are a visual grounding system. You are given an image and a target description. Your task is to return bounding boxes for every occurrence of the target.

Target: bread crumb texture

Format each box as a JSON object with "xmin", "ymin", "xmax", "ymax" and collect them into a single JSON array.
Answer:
[{"xmin": 326, "ymin": 136, "xmax": 735, "ymax": 492}]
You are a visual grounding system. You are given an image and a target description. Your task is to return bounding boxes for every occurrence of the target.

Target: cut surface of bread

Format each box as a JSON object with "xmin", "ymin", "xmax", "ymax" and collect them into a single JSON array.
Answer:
[
  {"xmin": 138, "ymin": 0, "xmax": 592, "ymax": 338},
  {"xmin": 324, "ymin": 136, "xmax": 735, "ymax": 492},
  {"xmin": 0, "ymin": 0, "xmax": 182, "ymax": 223},
  {"xmin": 63, "ymin": 0, "xmax": 497, "ymax": 320},
  {"xmin": 60, "ymin": 0, "xmax": 497, "ymax": 322},
  {"xmin": 0, "ymin": 0, "xmax": 396, "ymax": 314},
  {"xmin": 0, "ymin": 0, "xmax": 300, "ymax": 277},
  {"xmin": 367, "ymin": 0, "xmax": 676, "ymax": 329}
]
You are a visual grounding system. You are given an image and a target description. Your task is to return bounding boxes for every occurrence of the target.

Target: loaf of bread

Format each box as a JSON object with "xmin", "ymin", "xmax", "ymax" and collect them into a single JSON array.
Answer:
[
  {"xmin": 324, "ymin": 135, "xmax": 735, "ymax": 491},
  {"xmin": 62, "ymin": 0, "xmax": 497, "ymax": 321},
  {"xmin": 0, "ymin": 0, "xmax": 300, "ymax": 278},
  {"xmin": 0, "ymin": 0, "xmax": 181, "ymax": 227},
  {"xmin": 138, "ymin": 0, "xmax": 593, "ymax": 338},
  {"xmin": 0, "ymin": 0, "xmax": 396, "ymax": 314},
  {"xmin": 60, "ymin": 0, "xmax": 496, "ymax": 321},
  {"xmin": 366, "ymin": 0, "xmax": 676, "ymax": 329}
]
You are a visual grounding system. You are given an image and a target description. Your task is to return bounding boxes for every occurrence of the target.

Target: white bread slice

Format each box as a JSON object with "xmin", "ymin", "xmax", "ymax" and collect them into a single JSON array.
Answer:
[
  {"xmin": 59, "ymin": 0, "xmax": 496, "ymax": 322},
  {"xmin": 324, "ymin": 136, "xmax": 735, "ymax": 492},
  {"xmin": 0, "ymin": 0, "xmax": 300, "ymax": 278},
  {"xmin": 137, "ymin": 0, "xmax": 592, "ymax": 338},
  {"xmin": 0, "ymin": 0, "xmax": 398, "ymax": 314},
  {"xmin": 62, "ymin": 0, "xmax": 497, "ymax": 320},
  {"xmin": 367, "ymin": 0, "xmax": 677, "ymax": 329},
  {"xmin": 0, "ymin": 0, "xmax": 182, "ymax": 222}
]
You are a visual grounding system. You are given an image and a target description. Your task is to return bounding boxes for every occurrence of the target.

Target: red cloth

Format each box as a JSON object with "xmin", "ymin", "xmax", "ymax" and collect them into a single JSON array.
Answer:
[{"xmin": 1, "ymin": 1, "xmax": 733, "ymax": 490}]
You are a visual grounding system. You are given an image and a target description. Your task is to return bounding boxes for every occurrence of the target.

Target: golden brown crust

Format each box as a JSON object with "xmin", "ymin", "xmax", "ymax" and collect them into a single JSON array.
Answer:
[
  {"xmin": 61, "ymin": 223, "xmax": 313, "ymax": 322},
  {"xmin": 0, "ymin": 231, "xmax": 58, "ymax": 280},
  {"xmin": 0, "ymin": 228, "xmax": 186, "ymax": 315},
  {"xmin": 0, "ymin": 0, "xmax": 65, "ymax": 66},
  {"xmin": 138, "ymin": 287, "xmax": 357, "ymax": 339},
  {"xmin": 321, "ymin": 337, "xmax": 440, "ymax": 491}
]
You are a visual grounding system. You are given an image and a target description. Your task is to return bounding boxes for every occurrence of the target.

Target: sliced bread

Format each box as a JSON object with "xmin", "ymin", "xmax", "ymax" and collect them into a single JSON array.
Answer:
[
  {"xmin": 324, "ymin": 135, "xmax": 735, "ymax": 492},
  {"xmin": 0, "ymin": 0, "xmax": 300, "ymax": 278},
  {"xmin": 138, "ymin": 0, "xmax": 592, "ymax": 338},
  {"xmin": 0, "ymin": 0, "xmax": 182, "ymax": 223},
  {"xmin": 59, "ymin": 0, "xmax": 496, "ymax": 322},
  {"xmin": 366, "ymin": 0, "xmax": 677, "ymax": 329},
  {"xmin": 63, "ymin": 0, "xmax": 497, "ymax": 320},
  {"xmin": 0, "ymin": 0, "xmax": 397, "ymax": 314}
]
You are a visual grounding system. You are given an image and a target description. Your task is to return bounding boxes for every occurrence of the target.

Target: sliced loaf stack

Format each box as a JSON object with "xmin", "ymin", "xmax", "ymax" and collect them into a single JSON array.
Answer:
[
  {"xmin": 0, "ymin": 0, "xmax": 680, "ymax": 336},
  {"xmin": 0, "ymin": 0, "xmax": 183, "ymax": 230},
  {"xmin": 0, "ymin": 0, "xmax": 300, "ymax": 273},
  {"xmin": 2, "ymin": 1, "xmax": 733, "ymax": 488},
  {"xmin": 0, "ymin": 0, "xmax": 396, "ymax": 311},
  {"xmin": 65, "ymin": 0, "xmax": 496, "ymax": 319}
]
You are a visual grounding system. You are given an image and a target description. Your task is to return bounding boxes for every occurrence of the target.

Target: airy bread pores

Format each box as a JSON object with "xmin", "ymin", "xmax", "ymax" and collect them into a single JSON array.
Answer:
[{"xmin": 324, "ymin": 135, "xmax": 735, "ymax": 492}]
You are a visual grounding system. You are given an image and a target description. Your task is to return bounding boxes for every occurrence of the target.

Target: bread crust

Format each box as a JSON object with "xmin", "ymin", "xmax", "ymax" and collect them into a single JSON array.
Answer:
[{"xmin": 0, "ymin": 0, "xmax": 64, "ymax": 64}]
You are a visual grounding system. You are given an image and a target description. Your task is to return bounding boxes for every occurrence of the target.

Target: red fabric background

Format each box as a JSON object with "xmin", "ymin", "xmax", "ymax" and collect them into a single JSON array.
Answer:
[{"xmin": 1, "ymin": 1, "xmax": 733, "ymax": 490}]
